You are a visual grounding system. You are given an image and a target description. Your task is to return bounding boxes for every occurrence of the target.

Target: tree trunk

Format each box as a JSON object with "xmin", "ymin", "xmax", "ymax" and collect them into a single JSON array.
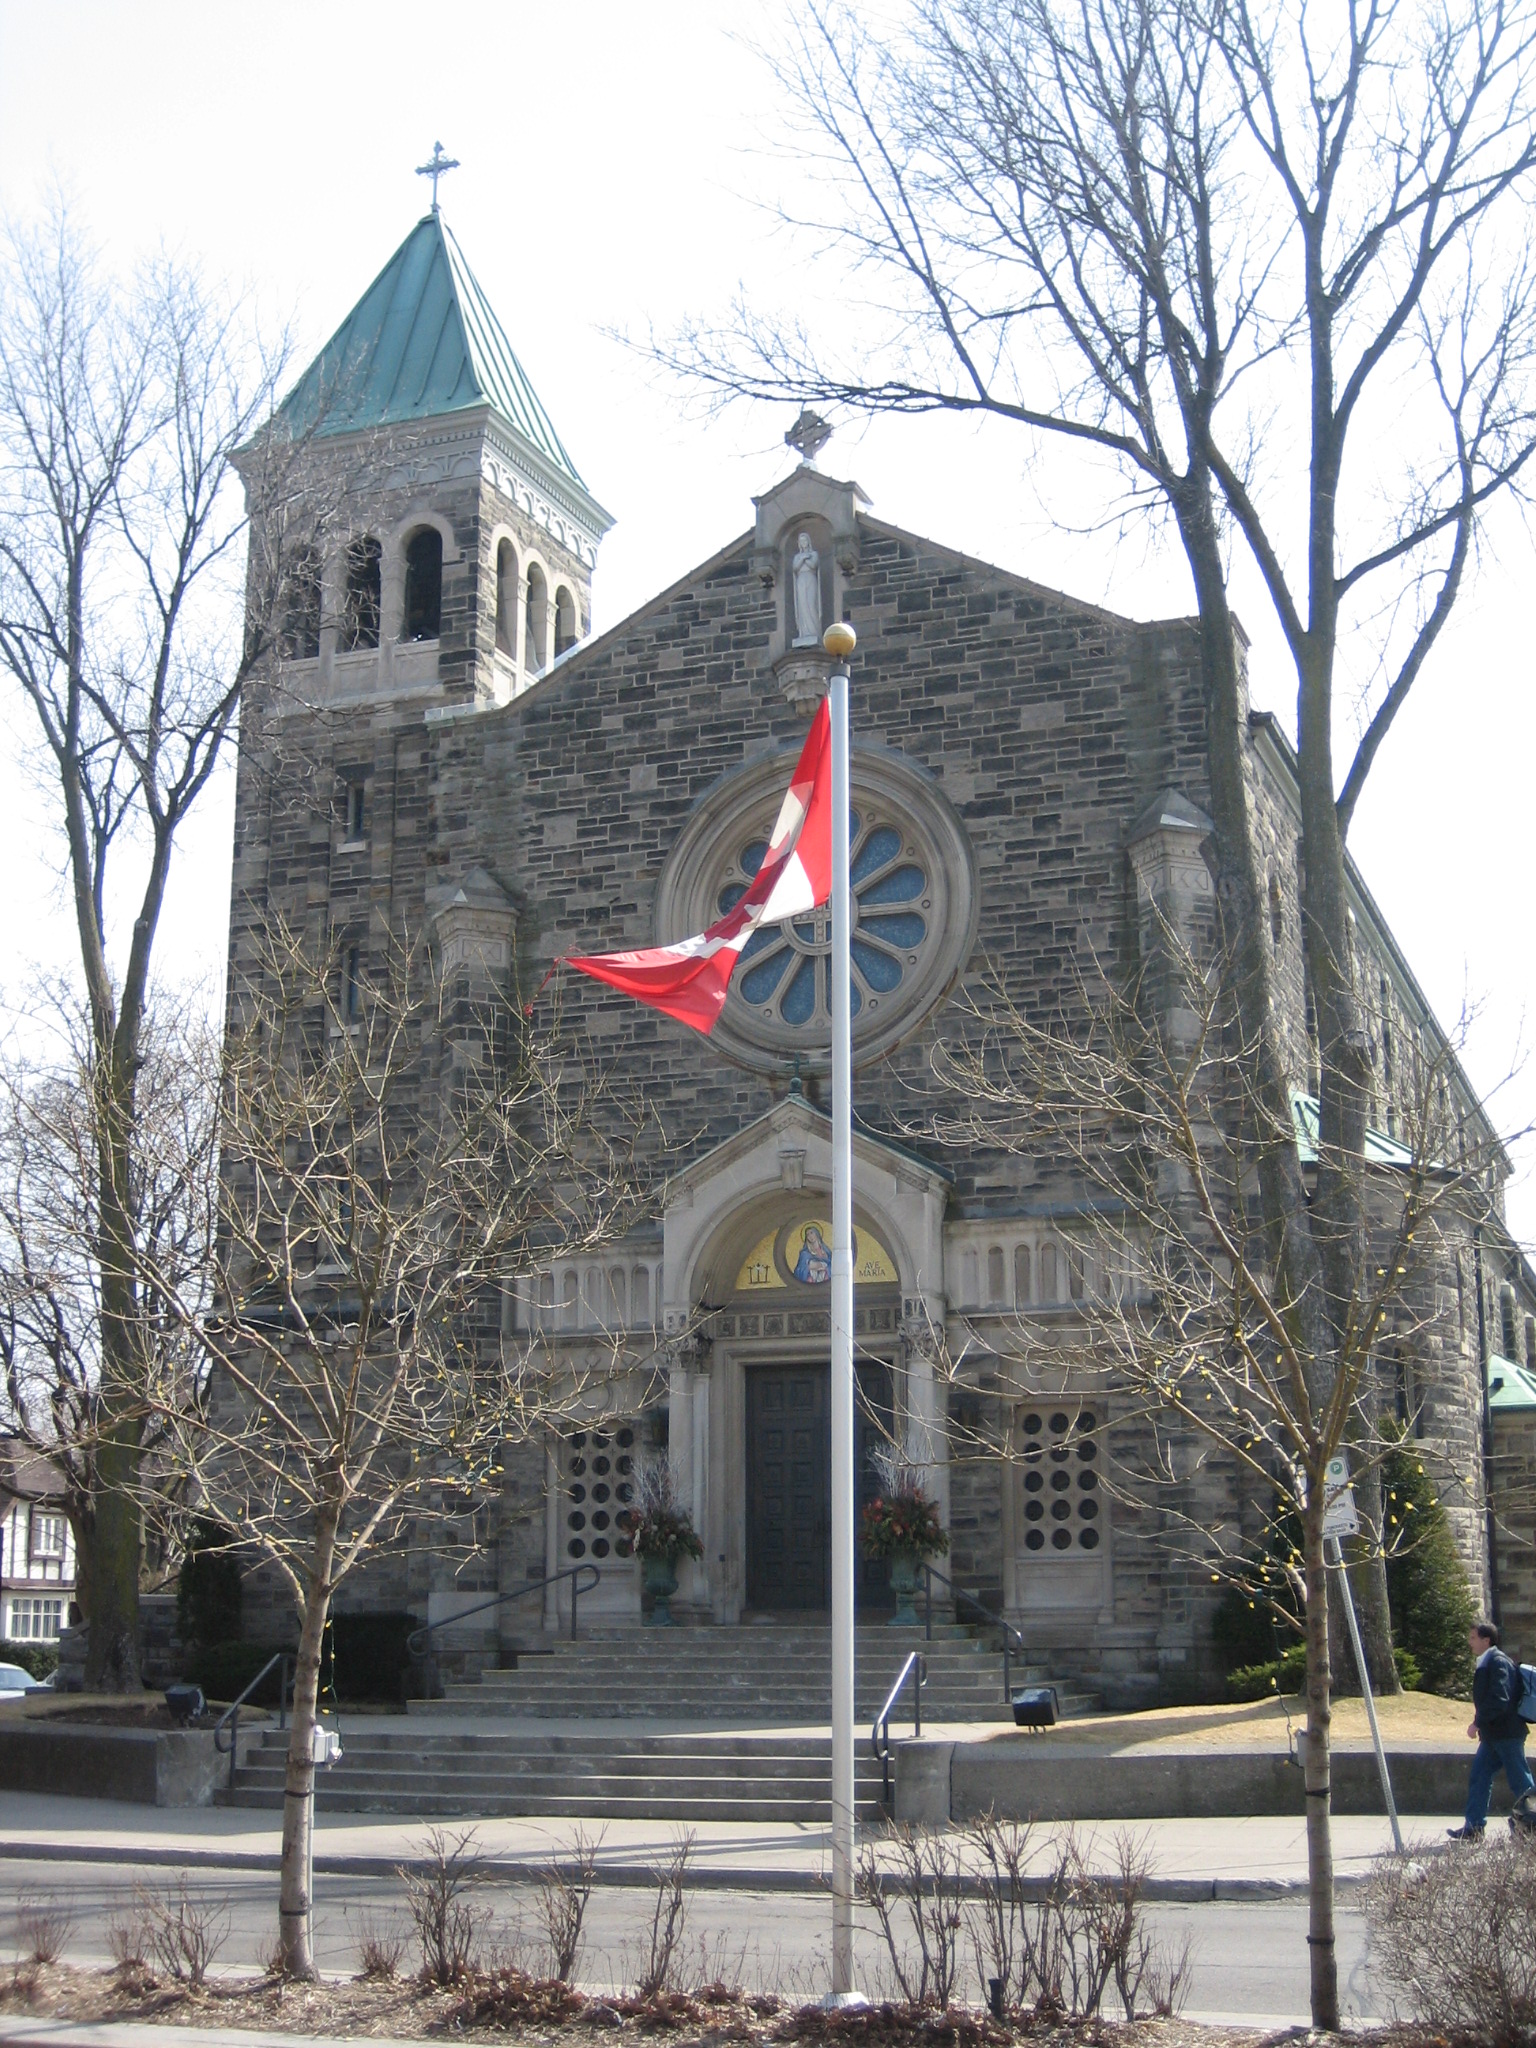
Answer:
[
  {"xmin": 1303, "ymin": 1492, "xmax": 1339, "ymax": 2029},
  {"xmin": 278, "ymin": 1510, "xmax": 338, "ymax": 1981},
  {"xmin": 82, "ymin": 1427, "xmax": 142, "ymax": 1691},
  {"xmin": 1348, "ymin": 1459, "xmax": 1399, "ymax": 1692},
  {"xmin": 82, "ymin": 1051, "xmax": 144, "ymax": 1693}
]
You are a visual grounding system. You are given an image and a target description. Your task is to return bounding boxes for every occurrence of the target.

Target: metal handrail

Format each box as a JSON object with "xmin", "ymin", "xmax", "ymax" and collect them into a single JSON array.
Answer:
[
  {"xmin": 213, "ymin": 1651, "xmax": 292, "ymax": 1789},
  {"xmin": 918, "ymin": 1562, "xmax": 1025, "ymax": 1703},
  {"xmin": 870, "ymin": 1650, "xmax": 925, "ymax": 1811},
  {"xmin": 404, "ymin": 1561, "xmax": 601, "ymax": 1676}
]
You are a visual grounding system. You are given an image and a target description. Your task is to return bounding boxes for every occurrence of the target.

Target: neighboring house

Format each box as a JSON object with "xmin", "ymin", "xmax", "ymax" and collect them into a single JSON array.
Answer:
[{"xmin": 0, "ymin": 1437, "xmax": 77, "ymax": 1643}]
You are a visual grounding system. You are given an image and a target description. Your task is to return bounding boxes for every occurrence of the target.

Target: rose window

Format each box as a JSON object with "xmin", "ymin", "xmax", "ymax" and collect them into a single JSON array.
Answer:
[{"xmin": 716, "ymin": 812, "xmax": 930, "ymax": 1030}]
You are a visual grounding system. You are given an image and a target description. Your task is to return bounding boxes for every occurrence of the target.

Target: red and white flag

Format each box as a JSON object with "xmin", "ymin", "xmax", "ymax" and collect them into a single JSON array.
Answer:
[{"xmin": 561, "ymin": 699, "xmax": 833, "ymax": 1035}]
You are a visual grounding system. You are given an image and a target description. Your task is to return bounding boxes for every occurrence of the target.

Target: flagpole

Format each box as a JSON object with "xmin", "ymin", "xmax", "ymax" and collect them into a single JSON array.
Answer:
[{"xmin": 823, "ymin": 620, "xmax": 858, "ymax": 2001}]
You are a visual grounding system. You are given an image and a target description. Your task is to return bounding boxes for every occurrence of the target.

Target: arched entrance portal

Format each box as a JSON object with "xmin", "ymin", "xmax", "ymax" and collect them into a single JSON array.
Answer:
[
  {"xmin": 660, "ymin": 1093, "xmax": 952, "ymax": 1626},
  {"xmin": 734, "ymin": 1215, "xmax": 899, "ymax": 1613}
]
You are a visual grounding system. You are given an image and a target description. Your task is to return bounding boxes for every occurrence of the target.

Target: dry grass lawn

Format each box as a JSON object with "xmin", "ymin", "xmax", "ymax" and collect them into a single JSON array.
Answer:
[{"xmin": 979, "ymin": 1690, "xmax": 1473, "ymax": 1754}]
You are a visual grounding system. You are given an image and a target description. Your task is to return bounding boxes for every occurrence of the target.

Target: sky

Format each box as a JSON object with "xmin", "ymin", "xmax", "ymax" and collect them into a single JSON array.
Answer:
[{"xmin": 0, "ymin": 1, "xmax": 1531, "ymax": 1249}]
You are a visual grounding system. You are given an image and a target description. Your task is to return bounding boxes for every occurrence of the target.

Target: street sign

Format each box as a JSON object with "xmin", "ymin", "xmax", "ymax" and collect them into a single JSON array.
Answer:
[{"xmin": 1321, "ymin": 1451, "xmax": 1360, "ymax": 1539}]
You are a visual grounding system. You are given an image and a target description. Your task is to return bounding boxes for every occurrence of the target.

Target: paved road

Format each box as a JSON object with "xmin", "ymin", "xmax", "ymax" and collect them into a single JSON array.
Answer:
[{"xmin": 0, "ymin": 1859, "xmax": 1379, "ymax": 2026}]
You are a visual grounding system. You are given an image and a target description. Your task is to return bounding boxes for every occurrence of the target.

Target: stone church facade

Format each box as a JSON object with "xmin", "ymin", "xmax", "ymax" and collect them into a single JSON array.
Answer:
[{"xmin": 228, "ymin": 209, "xmax": 1536, "ymax": 1704}]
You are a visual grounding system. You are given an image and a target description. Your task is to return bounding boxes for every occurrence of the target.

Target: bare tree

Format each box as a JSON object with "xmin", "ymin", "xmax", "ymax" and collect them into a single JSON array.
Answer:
[
  {"xmin": 923, "ymin": 931, "xmax": 1509, "ymax": 1993},
  {"xmin": 0, "ymin": 204, "xmax": 345, "ymax": 1687},
  {"xmin": 658, "ymin": 1, "xmax": 1536, "ymax": 2021},
  {"xmin": 0, "ymin": 991, "xmax": 217, "ymax": 1617},
  {"xmin": 159, "ymin": 914, "xmax": 659, "ymax": 1980}
]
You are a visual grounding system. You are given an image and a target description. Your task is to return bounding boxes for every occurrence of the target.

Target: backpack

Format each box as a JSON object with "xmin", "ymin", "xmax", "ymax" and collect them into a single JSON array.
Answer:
[{"xmin": 1518, "ymin": 1662, "xmax": 1536, "ymax": 1722}]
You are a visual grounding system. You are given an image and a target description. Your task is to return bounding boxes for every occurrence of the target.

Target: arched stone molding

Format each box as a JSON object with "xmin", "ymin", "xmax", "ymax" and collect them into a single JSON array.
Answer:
[
  {"xmin": 521, "ymin": 550, "xmax": 553, "ymax": 675},
  {"xmin": 487, "ymin": 523, "xmax": 525, "ymax": 688},
  {"xmin": 660, "ymin": 1095, "xmax": 950, "ymax": 1619},
  {"xmin": 382, "ymin": 507, "xmax": 456, "ymax": 644}
]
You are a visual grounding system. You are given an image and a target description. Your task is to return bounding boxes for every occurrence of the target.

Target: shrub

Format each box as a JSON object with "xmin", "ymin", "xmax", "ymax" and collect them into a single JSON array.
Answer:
[
  {"xmin": 401, "ymin": 1826, "xmax": 486, "ymax": 1986},
  {"xmin": 1383, "ymin": 1426, "xmax": 1476, "ymax": 1696},
  {"xmin": 1366, "ymin": 1833, "xmax": 1536, "ymax": 2042},
  {"xmin": 184, "ymin": 1638, "xmax": 291, "ymax": 1704},
  {"xmin": 0, "ymin": 1642, "xmax": 59, "ymax": 1681},
  {"xmin": 134, "ymin": 1878, "xmax": 230, "ymax": 1988},
  {"xmin": 1228, "ymin": 1643, "xmax": 1308, "ymax": 1701},
  {"xmin": 1230, "ymin": 1642, "xmax": 1420, "ymax": 1702},
  {"xmin": 175, "ymin": 1521, "xmax": 243, "ymax": 1653}
]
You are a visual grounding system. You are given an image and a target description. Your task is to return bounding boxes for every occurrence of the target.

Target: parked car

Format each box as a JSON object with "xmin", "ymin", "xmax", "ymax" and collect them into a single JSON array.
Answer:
[{"xmin": 0, "ymin": 1662, "xmax": 52, "ymax": 1700}]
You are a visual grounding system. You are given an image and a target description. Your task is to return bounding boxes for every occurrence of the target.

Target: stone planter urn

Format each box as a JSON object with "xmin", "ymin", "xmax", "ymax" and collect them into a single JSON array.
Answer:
[
  {"xmin": 888, "ymin": 1553, "xmax": 921, "ymax": 1627},
  {"xmin": 642, "ymin": 1553, "xmax": 679, "ymax": 1626}
]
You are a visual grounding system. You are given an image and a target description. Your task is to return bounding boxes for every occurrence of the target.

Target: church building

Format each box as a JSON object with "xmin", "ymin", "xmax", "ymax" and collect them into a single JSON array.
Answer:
[{"xmin": 228, "ymin": 204, "xmax": 1536, "ymax": 1704}]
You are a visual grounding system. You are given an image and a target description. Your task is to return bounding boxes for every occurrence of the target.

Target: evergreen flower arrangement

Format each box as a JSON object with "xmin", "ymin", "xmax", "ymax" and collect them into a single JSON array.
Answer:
[
  {"xmin": 859, "ymin": 1470, "xmax": 949, "ymax": 1562},
  {"xmin": 627, "ymin": 1462, "xmax": 704, "ymax": 1565}
]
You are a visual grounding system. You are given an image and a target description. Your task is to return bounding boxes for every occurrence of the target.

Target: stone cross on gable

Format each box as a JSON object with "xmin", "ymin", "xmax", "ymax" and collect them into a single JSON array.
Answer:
[
  {"xmin": 416, "ymin": 141, "xmax": 460, "ymax": 213},
  {"xmin": 785, "ymin": 409, "xmax": 833, "ymax": 465}
]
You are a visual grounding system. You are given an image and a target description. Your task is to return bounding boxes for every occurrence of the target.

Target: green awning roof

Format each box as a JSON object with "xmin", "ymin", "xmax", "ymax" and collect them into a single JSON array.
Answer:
[
  {"xmin": 274, "ymin": 213, "xmax": 589, "ymax": 492},
  {"xmin": 1489, "ymin": 1354, "xmax": 1536, "ymax": 1411},
  {"xmin": 1290, "ymin": 1092, "xmax": 1416, "ymax": 1170}
]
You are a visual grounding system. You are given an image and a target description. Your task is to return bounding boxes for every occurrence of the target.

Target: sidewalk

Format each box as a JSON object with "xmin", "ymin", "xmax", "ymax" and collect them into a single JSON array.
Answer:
[{"xmin": 0, "ymin": 1787, "xmax": 1450, "ymax": 1896}]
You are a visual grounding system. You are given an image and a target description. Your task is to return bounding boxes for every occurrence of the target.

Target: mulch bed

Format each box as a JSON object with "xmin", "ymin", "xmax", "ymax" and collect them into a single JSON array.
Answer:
[{"xmin": 0, "ymin": 1964, "xmax": 1469, "ymax": 2045}]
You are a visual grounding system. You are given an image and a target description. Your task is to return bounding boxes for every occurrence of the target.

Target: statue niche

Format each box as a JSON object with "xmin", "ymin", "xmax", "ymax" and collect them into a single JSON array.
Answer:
[{"xmin": 785, "ymin": 521, "xmax": 830, "ymax": 650}]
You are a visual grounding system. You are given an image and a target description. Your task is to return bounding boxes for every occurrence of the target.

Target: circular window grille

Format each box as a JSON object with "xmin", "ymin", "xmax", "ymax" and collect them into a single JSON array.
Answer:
[
  {"xmin": 717, "ymin": 811, "xmax": 930, "ymax": 1031},
  {"xmin": 1019, "ymin": 1408, "xmax": 1100, "ymax": 1553},
  {"xmin": 655, "ymin": 741, "xmax": 977, "ymax": 1074},
  {"xmin": 564, "ymin": 1425, "xmax": 636, "ymax": 1562}
]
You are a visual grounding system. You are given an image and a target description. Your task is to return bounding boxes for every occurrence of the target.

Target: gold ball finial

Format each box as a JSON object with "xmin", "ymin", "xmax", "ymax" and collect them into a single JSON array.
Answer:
[{"xmin": 823, "ymin": 621, "xmax": 856, "ymax": 660}]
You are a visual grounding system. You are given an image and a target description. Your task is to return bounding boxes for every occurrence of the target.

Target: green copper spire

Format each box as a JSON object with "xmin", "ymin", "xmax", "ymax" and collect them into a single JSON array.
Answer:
[{"xmin": 277, "ymin": 212, "xmax": 591, "ymax": 494}]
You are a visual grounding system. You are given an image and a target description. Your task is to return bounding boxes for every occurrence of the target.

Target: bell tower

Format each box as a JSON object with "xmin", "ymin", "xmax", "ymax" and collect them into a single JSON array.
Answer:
[{"xmin": 241, "ymin": 200, "xmax": 612, "ymax": 712}]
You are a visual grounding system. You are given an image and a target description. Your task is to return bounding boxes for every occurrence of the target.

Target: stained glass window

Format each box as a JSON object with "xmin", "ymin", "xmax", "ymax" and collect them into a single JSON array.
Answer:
[{"xmin": 715, "ymin": 810, "xmax": 932, "ymax": 1034}]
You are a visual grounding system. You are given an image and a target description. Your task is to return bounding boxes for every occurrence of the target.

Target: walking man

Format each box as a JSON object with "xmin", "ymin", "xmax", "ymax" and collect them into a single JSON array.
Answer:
[{"xmin": 1449, "ymin": 1620, "xmax": 1534, "ymax": 1840}]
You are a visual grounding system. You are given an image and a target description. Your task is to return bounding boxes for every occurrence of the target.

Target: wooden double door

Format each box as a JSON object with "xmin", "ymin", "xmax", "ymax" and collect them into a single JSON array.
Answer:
[{"xmin": 745, "ymin": 1361, "xmax": 895, "ymax": 1612}]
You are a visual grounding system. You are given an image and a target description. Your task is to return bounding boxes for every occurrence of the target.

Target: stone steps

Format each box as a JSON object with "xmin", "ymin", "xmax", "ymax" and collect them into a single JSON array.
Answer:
[
  {"xmin": 226, "ymin": 1729, "xmax": 889, "ymax": 1822},
  {"xmin": 414, "ymin": 1625, "xmax": 1088, "ymax": 1723},
  {"xmin": 225, "ymin": 1625, "xmax": 1093, "ymax": 1822}
]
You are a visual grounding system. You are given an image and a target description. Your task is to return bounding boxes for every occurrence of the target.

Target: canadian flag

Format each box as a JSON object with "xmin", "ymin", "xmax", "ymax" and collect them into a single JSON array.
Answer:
[{"xmin": 563, "ymin": 699, "xmax": 833, "ymax": 1035}]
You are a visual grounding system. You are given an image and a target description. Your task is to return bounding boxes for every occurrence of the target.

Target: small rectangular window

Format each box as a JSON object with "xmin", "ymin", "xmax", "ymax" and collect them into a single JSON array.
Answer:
[
  {"xmin": 346, "ymin": 782, "xmax": 366, "ymax": 841},
  {"xmin": 31, "ymin": 1513, "xmax": 66, "ymax": 1560},
  {"xmin": 343, "ymin": 945, "xmax": 363, "ymax": 1025}
]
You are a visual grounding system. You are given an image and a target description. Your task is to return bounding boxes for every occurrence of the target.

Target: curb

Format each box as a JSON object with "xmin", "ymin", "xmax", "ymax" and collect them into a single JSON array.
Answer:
[{"xmin": 0, "ymin": 1839, "xmax": 1372, "ymax": 1897}]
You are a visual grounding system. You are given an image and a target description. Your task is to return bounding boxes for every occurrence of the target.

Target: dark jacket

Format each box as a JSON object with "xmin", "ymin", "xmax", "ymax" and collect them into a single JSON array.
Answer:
[{"xmin": 1473, "ymin": 1647, "xmax": 1528, "ymax": 1743}]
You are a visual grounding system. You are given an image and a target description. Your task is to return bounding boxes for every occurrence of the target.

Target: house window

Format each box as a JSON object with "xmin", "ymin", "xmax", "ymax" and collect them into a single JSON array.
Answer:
[
  {"xmin": 345, "ymin": 782, "xmax": 366, "ymax": 843},
  {"xmin": 1018, "ymin": 1408, "xmax": 1101, "ymax": 1553},
  {"xmin": 402, "ymin": 527, "xmax": 443, "ymax": 641},
  {"xmin": 341, "ymin": 538, "xmax": 382, "ymax": 651},
  {"xmin": 31, "ymin": 1513, "xmax": 66, "ymax": 1560},
  {"xmin": 9, "ymin": 1597, "xmax": 63, "ymax": 1640}
]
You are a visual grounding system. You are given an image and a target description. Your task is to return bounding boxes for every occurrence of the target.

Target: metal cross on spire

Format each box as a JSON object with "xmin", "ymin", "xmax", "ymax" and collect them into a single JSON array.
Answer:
[{"xmin": 416, "ymin": 140, "xmax": 460, "ymax": 213}]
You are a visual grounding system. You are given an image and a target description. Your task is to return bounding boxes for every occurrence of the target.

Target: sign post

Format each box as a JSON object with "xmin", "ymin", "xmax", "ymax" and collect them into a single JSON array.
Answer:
[
  {"xmin": 1322, "ymin": 1452, "xmax": 1403, "ymax": 1853},
  {"xmin": 824, "ymin": 621, "xmax": 859, "ymax": 1997}
]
